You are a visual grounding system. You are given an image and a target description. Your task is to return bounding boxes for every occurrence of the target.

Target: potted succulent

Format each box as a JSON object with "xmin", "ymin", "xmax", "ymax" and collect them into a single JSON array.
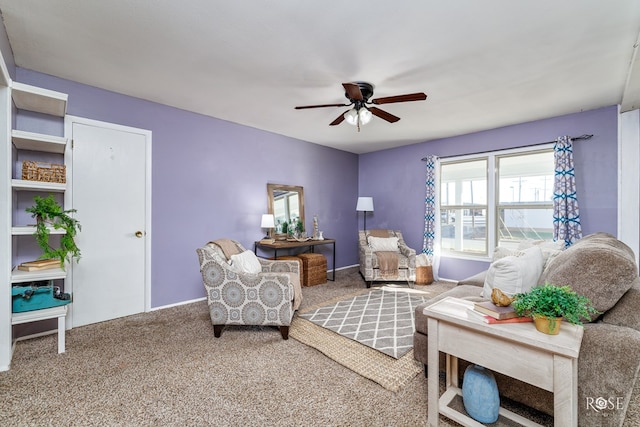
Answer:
[
  {"xmin": 26, "ymin": 194, "xmax": 81, "ymax": 269},
  {"xmin": 512, "ymin": 283, "xmax": 599, "ymax": 334}
]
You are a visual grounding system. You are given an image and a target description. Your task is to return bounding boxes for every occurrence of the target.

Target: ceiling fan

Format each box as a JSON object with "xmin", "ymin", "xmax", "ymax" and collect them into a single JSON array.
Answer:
[{"xmin": 295, "ymin": 82, "xmax": 427, "ymax": 130}]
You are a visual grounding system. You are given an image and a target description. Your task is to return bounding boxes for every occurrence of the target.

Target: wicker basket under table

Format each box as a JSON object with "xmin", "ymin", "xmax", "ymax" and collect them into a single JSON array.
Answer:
[{"xmin": 296, "ymin": 253, "xmax": 327, "ymax": 286}]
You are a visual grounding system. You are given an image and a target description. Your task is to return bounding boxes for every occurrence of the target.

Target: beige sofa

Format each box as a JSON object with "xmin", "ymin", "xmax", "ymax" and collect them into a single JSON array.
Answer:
[{"xmin": 413, "ymin": 233, "xmax": 640, "ymax": 426}]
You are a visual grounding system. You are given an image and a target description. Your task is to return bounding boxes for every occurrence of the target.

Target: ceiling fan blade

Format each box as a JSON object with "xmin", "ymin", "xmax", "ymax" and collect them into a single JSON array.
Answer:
[
  {"xmin": 369, "ymin": 107, "xmax": 400, "ymax": 123},
  {"xmin": 342, "ymin": 83, "xmax": 364, "ymax": 101},
  {"xmin": 295, "ymin": 103, "xmax": 350, "ymax": 109},
  {"xmin": 371, "ymin": 92, "xmax": 427, "ymax": 105},
  {"xmin": 329, "ymin": 111, "xmax": 347, "ymax": 126}
]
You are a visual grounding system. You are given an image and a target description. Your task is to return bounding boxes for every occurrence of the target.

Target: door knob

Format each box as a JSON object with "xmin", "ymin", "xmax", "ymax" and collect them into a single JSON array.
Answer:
[{"xmin": 135, "ymin": 231, "xmax": 144, "ymax": 238}]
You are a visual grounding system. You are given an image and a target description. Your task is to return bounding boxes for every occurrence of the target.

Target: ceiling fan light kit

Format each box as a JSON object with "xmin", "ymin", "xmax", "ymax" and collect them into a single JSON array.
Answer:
[
  {"xmin": 295, "ymin": 81, "xmax": 427, "ymax": 131},
  {"xmin": 343, "ymin": 108, "xmax": 359, "ymax": 125},
  {"xmin": 344, "ymin": 107, "xmax": 373, "ymax": 131}
]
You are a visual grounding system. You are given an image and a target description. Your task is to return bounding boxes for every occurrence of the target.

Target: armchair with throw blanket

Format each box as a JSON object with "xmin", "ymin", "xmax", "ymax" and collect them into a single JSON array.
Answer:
[
  {"xmin": 196, "ymin": 239, "xmax": 302, "ymax": 339},
  {"xmin": 358, "ymin": 229, "xmax": 416, "ymax": 288}
]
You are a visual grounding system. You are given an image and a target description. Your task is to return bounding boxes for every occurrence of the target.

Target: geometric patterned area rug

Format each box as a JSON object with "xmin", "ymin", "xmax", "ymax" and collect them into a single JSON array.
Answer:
[{"xmin": 298, "ymin": 287, "xmax": 430, "ymax": 359}]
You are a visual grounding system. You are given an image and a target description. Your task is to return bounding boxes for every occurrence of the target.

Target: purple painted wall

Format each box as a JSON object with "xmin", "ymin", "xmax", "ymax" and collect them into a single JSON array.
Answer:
[
  {"xmin": 358, "ymin": 106, "xmax": 619, "ymax": 280},
  {"xmin": 2, "ymin": 17, "xmax": 619, "ymax": 301},
  {"xmin": 14, "ymin": 68, "xmax": 359, "ymax": 308}
]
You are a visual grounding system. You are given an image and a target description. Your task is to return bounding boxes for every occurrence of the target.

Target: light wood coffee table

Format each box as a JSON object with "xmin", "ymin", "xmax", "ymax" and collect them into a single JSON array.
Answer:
[{"xmin": 424, "ymin": 297, "xmax": 584, "ymax": 427}]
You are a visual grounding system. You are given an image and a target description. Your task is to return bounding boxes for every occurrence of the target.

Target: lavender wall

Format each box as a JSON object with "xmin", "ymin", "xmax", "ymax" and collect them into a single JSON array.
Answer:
[
  {"xmin": 359, "ymin": 106, "xmax": 619, "ymax": 280},
  {"xmin": 15, "ymin": 68, "xmax": 359, "ymax": 308},
  {"xmin": 5, "ymin": 54, "xmax": 619, "ymax": 301}
]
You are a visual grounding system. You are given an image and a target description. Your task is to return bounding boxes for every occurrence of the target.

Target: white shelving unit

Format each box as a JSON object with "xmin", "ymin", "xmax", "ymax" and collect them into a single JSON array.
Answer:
[
  {"xmin": 11, "ymin": 179, "xmax": 66, "ymax": 192},
  {"xmin": 11, "ymin": 226, "xmax": 65, "ymax": 236},
  {"xmin": 6, "ymin": 82, "xmax": 70, "ymax": 360},
  {"xmin": 12, "ymin": 305, "xmax": 68, "ymax": 354},
  {"xmin": 11, "ymin": 82, "xmax": 67, "ymax": 117},
  {"xmin": 11, "ymin": 268, "xmax": 67, "ymax": 284},
  {"xmin": 12, "ymin": 130, "xmax": 66, "ymax": 154}
]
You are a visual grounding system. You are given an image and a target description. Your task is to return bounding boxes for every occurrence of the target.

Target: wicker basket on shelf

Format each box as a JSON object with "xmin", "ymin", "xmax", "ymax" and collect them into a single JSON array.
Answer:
[{"xmin": 21, "ymin": 160, "xmax": 66, "ymax": 183}]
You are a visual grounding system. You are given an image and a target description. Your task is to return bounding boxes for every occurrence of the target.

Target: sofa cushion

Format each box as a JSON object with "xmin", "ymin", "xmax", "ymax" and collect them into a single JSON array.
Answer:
[
  {"xmin": 492, "ymin": 246, "xmax": 518, "ymax": 262},
  {"xmin": 414, "ymin": 285, "xmax": 485, "ymax": 335},
  {"xmin": 538, "ymin": 233, "xmax": 637, "ymax": 321},
  {"xmin": 457, "ymin": 271, "xmax": 487, "ymax": 287},
  {"xmin": 602, "ymin": 281, "xmax": 640, "ymax": 330},
  {"xmin": 492, "ymin": 240, "xmax": 563, "ymax": 269},
  {"xmin": 578, "ymin": 323, "xmax": 640, "ymax": 426},
  {"xmin": 517, "ymin": 239, "xmax": 564, "ymax": 269},
  {"xmin": 482, "ymin": 246, "xmax": 544, "ymax": 298}
]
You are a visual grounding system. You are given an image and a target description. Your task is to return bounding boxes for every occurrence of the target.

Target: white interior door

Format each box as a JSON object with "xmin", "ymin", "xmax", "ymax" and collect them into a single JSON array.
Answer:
[{"xmin": 67, "ymin": 117, "xmax": 151, "ymax": 327}]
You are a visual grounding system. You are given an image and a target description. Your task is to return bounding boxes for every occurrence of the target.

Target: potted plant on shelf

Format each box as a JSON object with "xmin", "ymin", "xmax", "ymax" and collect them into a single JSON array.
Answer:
[
  {"xmin": 25, "ymin": 194, "xmax": 81, "ymax": 269},
  {"xmin": 512, "ymin": 283, "xmax": 599, "ymax": 335}
]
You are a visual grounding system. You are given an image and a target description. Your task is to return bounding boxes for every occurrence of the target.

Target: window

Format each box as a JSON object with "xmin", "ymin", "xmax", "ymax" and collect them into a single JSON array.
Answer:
[
  {"xmin": 440, "ymin": 159, "xmax": 488, "ymax": 255},
  {"xmin": 497, "ymin": 151, "xmax": 554, "ymax": 250},
  {"xmin": 440, "ymin": 148, "xmax": 554, "ymax": 257}
]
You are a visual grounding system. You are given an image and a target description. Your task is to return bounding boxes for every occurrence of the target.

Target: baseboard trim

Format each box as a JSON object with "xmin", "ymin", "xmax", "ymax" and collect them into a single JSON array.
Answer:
[
  {"xmin": 150, "ymin": 296, "xmax": 207, "ymax": 312},
  {"xmin": 150, "ymin": 265, "xmax": 364, "ymax": 312}
]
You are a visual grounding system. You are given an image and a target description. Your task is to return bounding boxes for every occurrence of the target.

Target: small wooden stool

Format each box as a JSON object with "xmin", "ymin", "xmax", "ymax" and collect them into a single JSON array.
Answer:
[{"xmin": 296, "ymin": 253, "xmax": 327, "ymax": 286}]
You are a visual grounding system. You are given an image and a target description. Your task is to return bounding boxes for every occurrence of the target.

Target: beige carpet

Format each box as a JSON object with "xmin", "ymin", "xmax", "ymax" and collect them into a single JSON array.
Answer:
[{"xmin": 1, "ymin": 267, "xmax": 638, "ymax": 426}]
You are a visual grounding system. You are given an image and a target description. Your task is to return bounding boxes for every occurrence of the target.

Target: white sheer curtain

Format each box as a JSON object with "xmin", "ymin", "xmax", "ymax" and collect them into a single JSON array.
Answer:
[{"xmin": 422, "ymin": 155, "xmax": 440, "ymax": 279}]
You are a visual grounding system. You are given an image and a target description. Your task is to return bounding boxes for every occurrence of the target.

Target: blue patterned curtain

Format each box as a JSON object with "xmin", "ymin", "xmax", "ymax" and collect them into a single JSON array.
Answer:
[
  {"xmin": 553, "ymin": 136, "xmax": 582, "ymax": 247},
  {"xmin": 422, "ymin": 155, "xmax": 440, "ymax": 278}
]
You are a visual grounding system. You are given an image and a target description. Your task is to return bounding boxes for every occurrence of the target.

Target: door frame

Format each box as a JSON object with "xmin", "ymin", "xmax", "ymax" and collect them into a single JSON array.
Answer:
[{"xmin": 64, "ymin": 115, "xmax": 152, "ymax": 328}]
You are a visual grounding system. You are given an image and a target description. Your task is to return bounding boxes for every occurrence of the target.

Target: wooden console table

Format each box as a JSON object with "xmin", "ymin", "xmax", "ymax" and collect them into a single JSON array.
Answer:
[
  {"xmin": 254, "ymin": 238, "xmax": 336, "ymax": 281},
  {"xmin": 424, "ymin": 296, "xmax": 583, "ymax": 427}
]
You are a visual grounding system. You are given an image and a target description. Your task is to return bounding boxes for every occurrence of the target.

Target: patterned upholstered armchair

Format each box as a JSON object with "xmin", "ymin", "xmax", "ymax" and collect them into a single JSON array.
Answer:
[
  {"xmin": 358, "ymin": 230, "xmax": 416, "ymax": 288},
  {"xmin": 196, "ymin": 240, "xmax": 302, "ymax": 339}
]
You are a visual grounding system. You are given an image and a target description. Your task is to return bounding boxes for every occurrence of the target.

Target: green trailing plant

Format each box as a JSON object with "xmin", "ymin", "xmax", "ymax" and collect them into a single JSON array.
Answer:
[
  {"xmin": 512, "ymin": 283, "xmax": 599, "ymax": 326},
  {"xmin": 25, "ymin": 195, "xmax": 81, "ymax": 268}
]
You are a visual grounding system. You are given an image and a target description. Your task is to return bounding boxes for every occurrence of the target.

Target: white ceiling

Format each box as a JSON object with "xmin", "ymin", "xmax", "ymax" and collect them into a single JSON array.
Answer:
[{"xmin": 1, "ymin": 1, "xmax": 640, "ymax": 154}]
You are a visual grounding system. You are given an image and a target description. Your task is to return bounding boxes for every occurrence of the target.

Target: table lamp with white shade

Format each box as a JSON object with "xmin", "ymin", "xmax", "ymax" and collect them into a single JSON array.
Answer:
[{"xmin": 261, "ymin": 214, "xmax": 275, "ymax": 240}]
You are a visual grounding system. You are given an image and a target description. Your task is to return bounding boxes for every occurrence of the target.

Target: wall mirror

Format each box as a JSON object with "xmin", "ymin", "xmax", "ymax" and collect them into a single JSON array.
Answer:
[{"xmin": 267, "ymin": 183, "xmax": 304, "ymax": 238}]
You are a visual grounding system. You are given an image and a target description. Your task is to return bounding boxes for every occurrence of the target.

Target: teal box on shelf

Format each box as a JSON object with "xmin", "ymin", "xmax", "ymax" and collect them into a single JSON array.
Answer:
[{"xmin": 11, "ymin": 284, "xmax": 71, "ymax": 313}]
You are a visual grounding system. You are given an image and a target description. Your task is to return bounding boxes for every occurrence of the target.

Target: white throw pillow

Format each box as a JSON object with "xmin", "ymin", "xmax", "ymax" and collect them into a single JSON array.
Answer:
[
  {"xmin": 368, "ymin": 236, "xmax": 399, "ymax": 252},
  {"xmin": 229, "ymin": 250, "xmax": 262, "ymax": 274},
  {"xmin": 482, "ymin": 246, "xmax": 544, "ymax": 298},
  {"xmin": 517, "ymin": 239, "xmax": 564, "ymax": 269},
  {"xmin": 492, "ymin": 246, "xmax": 519, "ymax": 262}
]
